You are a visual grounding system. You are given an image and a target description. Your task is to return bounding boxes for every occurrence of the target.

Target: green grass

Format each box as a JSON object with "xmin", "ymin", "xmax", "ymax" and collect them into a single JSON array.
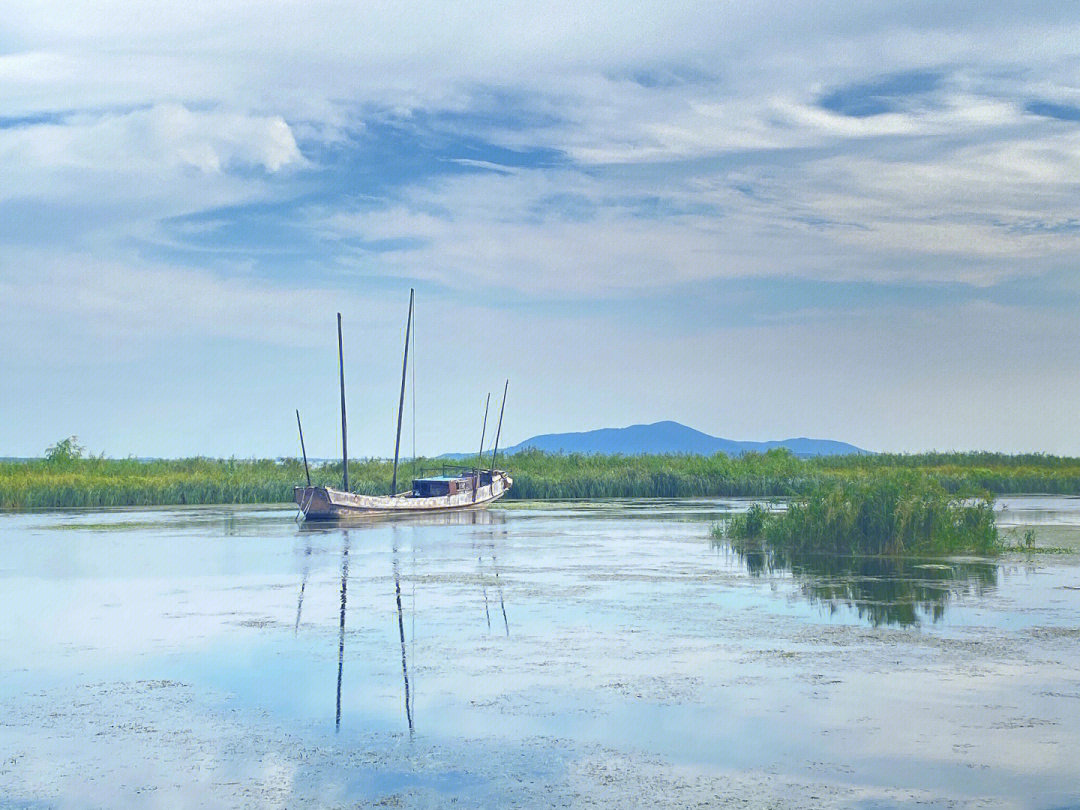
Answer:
[
  {"xmin": 718, "ymin": 473, "xmax": 1001, "ymax": 556},
  {"xmin": 0, "ymin": 456, "xmax": 391, "ymax": 509},
  {"xmin": 502, "ymin": 448, "xmax": 1080, "ymax": 499},
  {"xmin": 5, "ymin": 439, "xmax": 1080, "ymax": 510}
]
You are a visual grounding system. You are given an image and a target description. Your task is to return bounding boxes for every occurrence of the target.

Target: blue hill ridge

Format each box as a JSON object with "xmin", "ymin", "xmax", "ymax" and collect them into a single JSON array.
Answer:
[{"xmin": 497, "ymin": 421, "xmax": 867, "ymax": 458}]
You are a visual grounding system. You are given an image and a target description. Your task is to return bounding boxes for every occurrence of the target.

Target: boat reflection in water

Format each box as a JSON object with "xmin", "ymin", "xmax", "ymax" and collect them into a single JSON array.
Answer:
[
  {"xmin": 295, "ymin": 509, "xmax": 508, "ymax": 733},
  {"xmin": 739, "ymin": 549, "xmax": 998, "ymax": 627},
  {"xmin": 298, "ymin": 508, "xmax": 505, "ymax": 532}
]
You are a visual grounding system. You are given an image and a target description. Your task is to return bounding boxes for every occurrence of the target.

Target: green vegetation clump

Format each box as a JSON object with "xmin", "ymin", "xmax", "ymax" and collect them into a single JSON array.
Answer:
[
  {"xmin": 502, "ymin": 447, "xmax": 806, "ymax": 499},
  {"xmin": 5, "ymin": 440, "xmax": 1080, "ymax": 510},
  {"xmin": 45, "ymin": 436, "xmax": 86, "ymax": 465},
  {"xmin": 503, "ymin": 448, "xmax": 1080, "ymax": 499},
  {"xmin": 0, "ymin": 453, "xmax": 395, "ymax": 510},
  {"xmin": 722, "ymin": 474, "xmax": 1001, "ymax": 556},
  {"xmin": 810, "ymin": 451, "xmax": 1080, "ymax": 494}
]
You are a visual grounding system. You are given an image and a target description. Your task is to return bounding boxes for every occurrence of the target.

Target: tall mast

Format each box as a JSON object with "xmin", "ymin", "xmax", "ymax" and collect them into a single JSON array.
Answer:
[
  {"xmin": 391, "ymin": 289, "xmax": 414, "ymax": 495},
  {"xmin": 474, "ymin": 393, "xmax": 490, "ymax": 501},
  {"xmin": 337, "ymin": 313, "xmax": 348, "ymax": 491},
  {"xmin": 490, "ymin": 379, "xmax": 508, "ymax": 471},
  {"xmin": 296, "ymin": 409, "xmax": 311, "ymax": 486}
]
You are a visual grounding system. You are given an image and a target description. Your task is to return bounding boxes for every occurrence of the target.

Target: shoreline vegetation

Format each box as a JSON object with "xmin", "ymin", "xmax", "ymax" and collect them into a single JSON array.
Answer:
[{"xmin": 4, "ymin": 438, "xmax": 1080, "ymax": 511}]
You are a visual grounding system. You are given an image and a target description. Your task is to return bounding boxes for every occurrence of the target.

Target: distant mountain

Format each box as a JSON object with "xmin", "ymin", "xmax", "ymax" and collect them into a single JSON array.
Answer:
[{"xmin": 496, "ymin": 421, "xmax": 868, "ymax": 458}]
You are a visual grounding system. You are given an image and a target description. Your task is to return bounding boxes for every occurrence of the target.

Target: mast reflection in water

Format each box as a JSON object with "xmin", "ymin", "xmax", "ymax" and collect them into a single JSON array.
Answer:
[
  {"xmin": 336, "ymin": 533, "xmax": 350, "ymax": 731},
  {"xmin": 392, "ymin": 531, "xmax": 414, "ymax": 735},
  {"xmin": 295, "ymin": 539, "xmax": 311, "ymax": 635},
  {"xmin": 297, "ymin": 510, "xmax": 508, "ymax": 734},
  {"xmin": 475, "ymin": 537, "xmax": 510, "ymax": 637}
]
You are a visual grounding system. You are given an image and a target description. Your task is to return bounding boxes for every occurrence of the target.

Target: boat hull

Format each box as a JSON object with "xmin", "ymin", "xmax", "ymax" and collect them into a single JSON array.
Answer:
[{"xmin": 295, "ymin": 472, "xmax": 513, "ymax": 520}]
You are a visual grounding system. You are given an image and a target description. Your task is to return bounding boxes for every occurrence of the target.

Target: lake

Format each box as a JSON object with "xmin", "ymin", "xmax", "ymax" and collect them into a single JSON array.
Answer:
[{"xmin": 2, "ymin": 497, "xmax": 1079, "ymax": 808}]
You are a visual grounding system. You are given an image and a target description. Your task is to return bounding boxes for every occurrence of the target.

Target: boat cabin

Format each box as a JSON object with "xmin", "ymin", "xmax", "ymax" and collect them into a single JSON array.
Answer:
[{"xmin": 412, "ymin": 475, "xmax": 475, "ymax": 498}]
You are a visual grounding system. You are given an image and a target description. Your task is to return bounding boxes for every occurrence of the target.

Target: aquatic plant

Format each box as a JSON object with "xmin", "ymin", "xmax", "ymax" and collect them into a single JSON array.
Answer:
[
  {"xmin": 4, "ymin": 445, "xmax": 1080, "ymax": 510},
  {"xmin": 44, "ymin": 436, "xmax": 85, "ymax": 466},
  {"xmin": 723, "ymin": 473, "xmax": 1001, "ymax": 556},
  {"xmin": 0, "ymin": 456, "xmax": 395, "ymax": 510},
  {"xmin": 726, "ymin": 502, "xmax": 772, "ymax": 539}
]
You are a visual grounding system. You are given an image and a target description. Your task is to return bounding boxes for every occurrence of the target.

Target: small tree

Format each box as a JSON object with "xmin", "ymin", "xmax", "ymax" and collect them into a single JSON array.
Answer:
[{"xmin": 45, "ymin": 436, "xmax": 85, "ymax": 464}]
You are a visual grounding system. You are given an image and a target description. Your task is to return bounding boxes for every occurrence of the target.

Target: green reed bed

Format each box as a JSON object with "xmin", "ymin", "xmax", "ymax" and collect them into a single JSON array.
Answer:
[
  {"xmin": 502, "ymin": 447, "xmax": 811, "ymax": 499},
  {"xmin": 719, "ymin": 473, "xmax": 1001, "ymax": 556},
  {"xmin": 811, "ymin": 451, "xmax": 1080, "ymax": 494},
  {"xmin": 4, "ymin": 437, "xmax": 1080, "ymax": 510},
  {"xmin": 504, "ymin": 448, "xmax": 1080, "ymax": 500},
  {"xmin": 0, "ymin": 450, "xmax": 395, "ymax": 510}
]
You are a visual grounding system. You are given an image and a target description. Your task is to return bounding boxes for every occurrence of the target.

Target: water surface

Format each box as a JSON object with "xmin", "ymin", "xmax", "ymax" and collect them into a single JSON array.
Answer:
[{"xmin": 2, "ymin": 498, "xmax": 1079, "ymax": 808}]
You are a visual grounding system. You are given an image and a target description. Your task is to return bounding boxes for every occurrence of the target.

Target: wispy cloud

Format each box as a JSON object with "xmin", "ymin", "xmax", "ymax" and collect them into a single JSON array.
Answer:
[{"xmin": 5, "ymin": 1, "xmax": 1080, "ymax": 453}]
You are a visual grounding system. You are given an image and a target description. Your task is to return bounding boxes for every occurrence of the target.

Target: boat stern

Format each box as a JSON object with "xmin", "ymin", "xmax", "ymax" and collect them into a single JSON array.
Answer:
[{"xmin": 294, "ymin": 485, "xmax": 339, "ymax": 520}]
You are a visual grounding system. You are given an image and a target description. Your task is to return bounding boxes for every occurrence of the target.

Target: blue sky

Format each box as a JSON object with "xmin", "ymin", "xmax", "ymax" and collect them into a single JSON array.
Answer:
[{"xmin": 3, "ymin": 0, "xmax": 1080, "ymax": 457}]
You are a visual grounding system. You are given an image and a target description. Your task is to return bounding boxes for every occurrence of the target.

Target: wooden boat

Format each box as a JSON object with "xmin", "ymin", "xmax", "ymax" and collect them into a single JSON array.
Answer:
[
  {"xmin": 294, "ymin": 290, "xmax": 513, "ymax": 520},
  {"xmin": 294, "ymin": 469, "xmax": 513, "ymax": 519}
]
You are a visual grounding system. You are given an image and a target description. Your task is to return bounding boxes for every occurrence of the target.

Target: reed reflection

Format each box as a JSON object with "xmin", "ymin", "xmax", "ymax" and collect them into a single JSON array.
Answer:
[{"xmin": 741, "ymin": 550, "xmax": 998, "ymax": 627}]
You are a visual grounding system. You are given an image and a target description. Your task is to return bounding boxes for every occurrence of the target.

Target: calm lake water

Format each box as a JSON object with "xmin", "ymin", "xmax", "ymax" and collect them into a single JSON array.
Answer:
[{"xmin": 2, "ymin": 497, "xmax": 1079, "ymax": 809}]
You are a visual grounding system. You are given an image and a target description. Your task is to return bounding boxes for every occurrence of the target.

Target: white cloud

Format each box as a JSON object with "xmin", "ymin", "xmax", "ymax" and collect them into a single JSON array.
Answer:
[
  {"xmin": 794, "ymin": 128, "xmax": 1080, "ymax": 270},
  {"xmin": 311, "ymin": 169, "xmax": 773, "ymax": 294},
  {"xmin": 6, "ymin": 0, "xmax": 1080, "ymax": 278},
  {"xmin": 0, "ymin": 103, "xmax": 305, "ymax": 254},
  {"xmin": 0, "ymin": 104, "xmax": 302, "ymax": 188},
  {"xmin": 3, "ymin": 2, "xmax": 1079, "ymax": 134},
  {"xmin": 306, "ymin": 110, "xmax": 1080, "ymax": 294}
]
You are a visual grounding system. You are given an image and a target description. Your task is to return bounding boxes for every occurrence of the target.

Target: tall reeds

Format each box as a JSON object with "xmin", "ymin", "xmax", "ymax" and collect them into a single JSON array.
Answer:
[
  {"xmin": 3, "ymin": 445, "xmax": 1080, "ymax": 510},
  {"xmin": 0, "ymin": 456, "xmax": 393, "ymax": 509},
  {"xmin": 723, "ymin": 473, "xmax": 1001, "ymax": 556}
]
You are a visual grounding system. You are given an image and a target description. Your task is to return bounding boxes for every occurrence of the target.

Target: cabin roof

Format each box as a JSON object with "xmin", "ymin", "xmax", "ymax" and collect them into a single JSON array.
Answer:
[{"xmin": 413, "ymin": 475, "xmax": 469, "ymax": 483}]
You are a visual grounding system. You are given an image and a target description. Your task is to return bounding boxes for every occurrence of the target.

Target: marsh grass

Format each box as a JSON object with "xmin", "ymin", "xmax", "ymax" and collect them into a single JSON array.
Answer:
[
  {"xmin": 0, "ymin": 456, "xmax": 393, "ymax": 509},
  {"xmin": 998, "ymin": 528, "xmax": 1074, "ymax": 554},
  {"xmin": 720, "ymin": 473, "xmax": 1001, "ymax": 556},
  {"xmin": 5, "ymin": 441, "xmax": 1080, "ymax": 510}
]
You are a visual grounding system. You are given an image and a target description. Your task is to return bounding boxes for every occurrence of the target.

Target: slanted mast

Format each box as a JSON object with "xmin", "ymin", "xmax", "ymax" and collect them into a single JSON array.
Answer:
[{"xmin": 391, "ymin": 289, "xmax": 414, "ymax": 495}]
